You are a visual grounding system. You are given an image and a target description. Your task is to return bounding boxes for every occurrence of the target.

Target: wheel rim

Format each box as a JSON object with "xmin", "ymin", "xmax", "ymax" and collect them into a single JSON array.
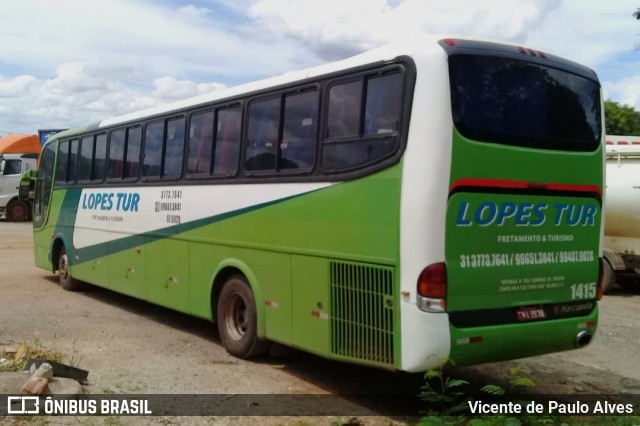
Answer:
[
  {"xmin": 12, "ymin": 204, "xmax": 25, "ymax": 219},
  {"xmin": 224, "ymin": 292, "xmax": 248, "ymax": 341}
]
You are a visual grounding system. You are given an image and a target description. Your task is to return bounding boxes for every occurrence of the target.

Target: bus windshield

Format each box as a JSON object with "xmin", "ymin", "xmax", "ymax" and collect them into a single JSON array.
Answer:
[{"xmin": 449, "ymin": 55, "xmax": 601, "ymax": 152}]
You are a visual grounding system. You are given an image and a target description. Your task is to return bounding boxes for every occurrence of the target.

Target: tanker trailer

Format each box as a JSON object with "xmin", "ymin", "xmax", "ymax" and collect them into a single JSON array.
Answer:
[{"xmin": 603, "ymin": 135, "xmax": 640, "ymax": 292}]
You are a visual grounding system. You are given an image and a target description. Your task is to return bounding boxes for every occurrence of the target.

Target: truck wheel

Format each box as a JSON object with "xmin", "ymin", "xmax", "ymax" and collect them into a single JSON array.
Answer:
[
  {"xmin": 216, "ymin": 275, "xmax": 270, "ymax": 358},
  {"xmin": 5, "ymin": 200, "xmax": 28, "ymax": 222},
  {"xmin": 603, "ymin": 260, "xmax": 616, "ymax": 294},
  {"xmin": 58, "ymin": 246, "xmax": 84, "ymax": 291}
]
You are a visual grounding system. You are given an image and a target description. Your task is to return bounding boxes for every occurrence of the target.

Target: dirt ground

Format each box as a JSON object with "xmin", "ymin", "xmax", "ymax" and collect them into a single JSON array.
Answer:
[{"xmin": 0, "ymin": 220, "xmax": 639, "ymax": 425}]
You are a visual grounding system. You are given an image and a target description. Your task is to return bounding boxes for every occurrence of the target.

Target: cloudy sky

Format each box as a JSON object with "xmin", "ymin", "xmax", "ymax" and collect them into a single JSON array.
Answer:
[{"xmin": 0, "ymin": 0, "xmax": 639, "ymax": 135}]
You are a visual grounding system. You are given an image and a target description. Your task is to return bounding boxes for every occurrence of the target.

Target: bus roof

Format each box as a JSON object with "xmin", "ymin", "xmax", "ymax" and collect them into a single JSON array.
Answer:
[{"xmin": 0, "ymin": 134, "xmax": 41, "ymax": 154}]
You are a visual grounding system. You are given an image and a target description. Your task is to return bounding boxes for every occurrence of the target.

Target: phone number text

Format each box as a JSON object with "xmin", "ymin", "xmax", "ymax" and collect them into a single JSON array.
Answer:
[{"xmin": 459, "ymin": 250, "xmax": 594, "ymax": 268}]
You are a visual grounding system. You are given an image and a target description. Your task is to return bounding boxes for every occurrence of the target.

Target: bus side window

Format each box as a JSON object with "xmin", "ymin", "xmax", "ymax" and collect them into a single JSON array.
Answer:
[
  {"xmin": 78, "ymin": 135, "xmax": 94, "ymax": 182},
  {"xmin": 364, "ymin": 72, "xmax": 402, "ymax": 135},
  {"xmin": 108, "ymin": 129, "xmax": 125, "ymax": 180},
  {"xmin": 143, "ymin": 121, "xmax": 164, "ymax": 178},
  {"xmin": 187, "ymin": 110, "xmax": 214, "ymax": 175},
  {"xmin": 323, "ymin": 71, "xmax": 402, "ymax": 171},
  {"xmin": 164, "ymin": 117, "xmax": 185, "ymax": 178},
  {"xmin": 280, "ymin": 90, "xmax": 318, "ymax": 170},
  {"xmin": 56, "ymin": 140, "xmax": 69, "ymax": 184},
  {"xmin": 67, "ymin": 139, "xmax": 79, "ymax": 183},
  {"xmin": 93, "ymin": 134, "xmax": 107, "ymax": 181},
  {"xmin": 326, "ymin": 81, "xmax": 361, "ymax": 139},
  {"xmin": 124, "ymin": 126, "xmax": 142, "ymax": 179},
  {"xmin": 245, "ymin": 97, "xmax": 279, "ymax": 172},
  {"xmin": 214, "ymin": 106, "xmax": 240, "ymax": 175}
]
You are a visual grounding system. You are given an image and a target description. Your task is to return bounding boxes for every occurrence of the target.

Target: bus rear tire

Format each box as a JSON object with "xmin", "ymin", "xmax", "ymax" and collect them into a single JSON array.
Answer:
[
  {"xmin": 58, "ymin": 246, "xmax": 84, "ymax": 291},
  {"xmin": 6, "ymin": 200, "xmax": 28, "ymax": 222},
  {"xmin": 216, "ymin": 275, "xmax": 270, "ymax": 358}
]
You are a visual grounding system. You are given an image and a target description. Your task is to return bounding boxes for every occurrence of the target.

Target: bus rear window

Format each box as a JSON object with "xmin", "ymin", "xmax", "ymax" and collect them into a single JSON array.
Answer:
[{"xmin": 449, "ymin": 55, "xmax": 601, "ymax": 151}]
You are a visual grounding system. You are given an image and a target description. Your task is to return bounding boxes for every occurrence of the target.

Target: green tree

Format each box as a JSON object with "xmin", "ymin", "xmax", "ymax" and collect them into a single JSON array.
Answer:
[{"xmin": 605, "ymin": 100, "xmax": 640, "ymax": 135}]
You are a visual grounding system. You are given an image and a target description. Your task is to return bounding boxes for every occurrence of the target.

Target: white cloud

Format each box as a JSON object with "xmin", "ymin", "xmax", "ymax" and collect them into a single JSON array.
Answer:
[
  {"xmin": 44, "ymin": 63, "xmax": 111, "ymax": 95},
  {"xmin": 247, "ymin": 0, "xmax": 563, "ymax": 60},
  {"xmin": 1, "ymin": 0, "xmax": 640, "ymax": 133},
  {"xmin": 0, "ymin": 0, "xmax": 312, "ymax": 133},
  {"xmin": 604, "ymin": 75, "xmax": 640, "ymax": 109},
  {"xmin": 178, "ymin": 5, "xmax": 212, "ymax": 19},
  {"xmin": 525, "ymin": 0, "xmax": 640, "ymax": 67},
  {"xmin": 248, "ymin": 0, "xmax": 392, "ymax": 59},
  {"xmin": 246, "ymin": 0, "xmax": 640, "ymax": 113},
  {"xmin": 152, "ymin": 76, "xmax": 226, "ymax": 100},
  {"xmin": 0, "ymin": 75, "xmax": 38, "ymax": 98},
  {"xmin": 0, "ymin": 63, "xmax": 229, "ymax": 133}
]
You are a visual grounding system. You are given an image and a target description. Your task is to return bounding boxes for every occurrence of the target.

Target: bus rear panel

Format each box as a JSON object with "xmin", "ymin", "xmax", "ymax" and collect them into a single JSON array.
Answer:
[{"xmin": 439, "ymin": 39, "xmax": 602, "ymax": 367}]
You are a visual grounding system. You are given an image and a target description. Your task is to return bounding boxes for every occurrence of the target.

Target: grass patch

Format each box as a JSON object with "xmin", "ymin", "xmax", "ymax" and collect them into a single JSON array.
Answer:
[
  {"xmin": 417, "ymin": 361, "xmax": 640, "ymax": 426},
  {"xmin": 0, "ymin": 338, "xmax": 64, "ymax": 372}
]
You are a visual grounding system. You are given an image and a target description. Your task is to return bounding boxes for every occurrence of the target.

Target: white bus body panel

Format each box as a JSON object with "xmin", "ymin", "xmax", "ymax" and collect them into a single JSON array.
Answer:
[{"xmin": 398, "ymin": 43, "xmax": 453, "ymax": 372}]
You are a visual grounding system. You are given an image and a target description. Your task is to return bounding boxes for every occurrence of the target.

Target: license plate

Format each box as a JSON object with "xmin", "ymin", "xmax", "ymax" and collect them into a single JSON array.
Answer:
[{"xmin": 516, "ymin": 306, "xmax": 546, "ymax": 321}]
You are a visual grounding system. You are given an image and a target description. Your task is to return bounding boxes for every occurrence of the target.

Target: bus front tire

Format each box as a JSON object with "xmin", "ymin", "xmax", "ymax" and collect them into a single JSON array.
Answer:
[
  {"xmin": 216, "ymin": 275, "xmax": 270, "ymax": 359},
  {"xmin": 58, "ymin": 247, "xmax": 84, "ymax": 291}
]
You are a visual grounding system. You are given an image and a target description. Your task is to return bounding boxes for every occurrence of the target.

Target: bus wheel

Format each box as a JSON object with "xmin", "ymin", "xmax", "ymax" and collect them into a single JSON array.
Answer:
[
  {"xmin": 58, "ymin": 246, "xmax": 84, "ymax": 291},
  {"xmin": 6, "ymin": 200, "xmax": 28, "ymax": 222},
  {"xmin": 216, "ymin": 275, "xmax": 270, "ymax": 358}
]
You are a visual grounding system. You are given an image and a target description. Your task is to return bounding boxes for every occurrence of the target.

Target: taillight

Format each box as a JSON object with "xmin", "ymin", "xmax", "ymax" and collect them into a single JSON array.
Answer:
[
  {"xmin": 596, "ymin": 258, "xmax": 605, "ymax": 301},
  {"xmin": 417, "ymin": 262, "xmax": 447, "ymax": 312}
]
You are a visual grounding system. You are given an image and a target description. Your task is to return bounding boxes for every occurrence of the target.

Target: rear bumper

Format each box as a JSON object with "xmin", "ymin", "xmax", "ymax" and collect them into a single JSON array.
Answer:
[{"xmin": 448, "ymin": 305, "xmax": 598, "ymax": 366}]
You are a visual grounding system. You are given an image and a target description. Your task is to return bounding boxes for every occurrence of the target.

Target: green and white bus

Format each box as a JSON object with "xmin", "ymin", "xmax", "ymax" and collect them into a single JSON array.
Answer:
[{"xmin": 31, "ymin": 35, "xmax": 604, "ymax": 372}]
